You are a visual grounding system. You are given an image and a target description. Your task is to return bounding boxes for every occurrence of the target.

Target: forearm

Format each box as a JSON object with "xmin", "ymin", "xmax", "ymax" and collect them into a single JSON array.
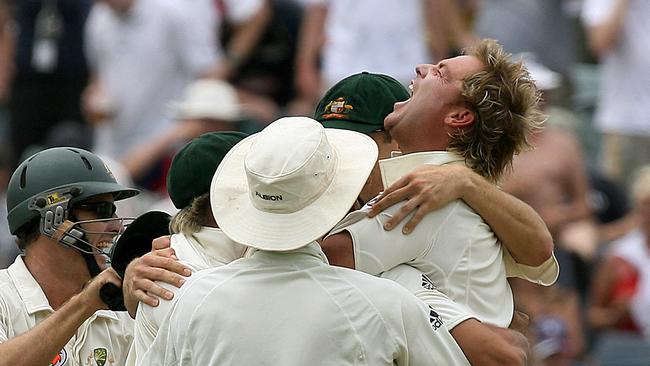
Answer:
[
  {"xmin": 463, "ymin": 172, "xmax": 553, "ymax": 266},
  {"xmin": 0, "ymin": 294, "xmax": 97, "ymax": 366},
  {"xmin": 294, "ymin": 4, "xmax": 326, "ymax": 100},
  {"xmin": 120, "ymin": 130, "xmax": 180, "ymax": 181},
  {"xmin": 222, "ymin": 1, "xmax": 272, "ymax": 76},
  {"xmin": 451, "ymin": 319, "xmax": 527, "ymax": 366}
]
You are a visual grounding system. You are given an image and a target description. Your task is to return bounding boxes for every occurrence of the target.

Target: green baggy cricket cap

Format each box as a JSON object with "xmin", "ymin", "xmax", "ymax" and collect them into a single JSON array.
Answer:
[
  {"xmin": 314, "ymin": 72, "xmax": 410, "ymax": 134},
  {"xmin": 167, "ymin": 131, "xmax": 248, "ymax": 209}
]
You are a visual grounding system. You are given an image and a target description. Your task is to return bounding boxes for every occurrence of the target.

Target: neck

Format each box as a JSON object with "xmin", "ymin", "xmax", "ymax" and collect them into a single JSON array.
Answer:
[{"xmin": 24, "ymin": 240, "xmax": 91, "ymax": 310}]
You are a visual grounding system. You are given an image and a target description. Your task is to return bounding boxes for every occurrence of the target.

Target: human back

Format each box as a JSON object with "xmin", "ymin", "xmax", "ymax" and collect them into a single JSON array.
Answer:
[{"xmin": 152, "ymin": 244, "xmax": 466, "ymax": 365}]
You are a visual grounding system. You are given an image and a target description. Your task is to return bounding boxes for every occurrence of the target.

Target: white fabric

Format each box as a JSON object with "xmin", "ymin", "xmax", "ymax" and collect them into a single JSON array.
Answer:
[
  {"xmin": 211, "ymin": 117, "xmax": 378, "ymax": 251},
  {"xmin": 581, "ymin": 0, "xmax": 650, "ymax": 136},
  {"xmin": 305, "ymin": 0, "xmax": 430, "ymax": 87},
  {"xmin": 608, "ymin": 229, "xmax": 650, "ymax": 339},
  {"xmin": 329, "ymin": 151, "xmax": 559, "ymax": 327},
  {"xmin": 381, "ymin": 265, "xmax": 477, "ymax": 330},
  {"xmin": 139, "ymin": 243, "xmax": 469, "ymax": 365},
  {"xmin": 127, "ymin": 227, "xmax": 247, "ymax": 366},
  {"xmin": 85, "ymin": 0, "xmax": 219, "ymax": 159},
  {"xmin": 0, "ymin": 256, "xmax": 133, "ymax": 365},
  {"xmin": 503, "ymin": 247, "xmax": 559, "ymax": 286}
]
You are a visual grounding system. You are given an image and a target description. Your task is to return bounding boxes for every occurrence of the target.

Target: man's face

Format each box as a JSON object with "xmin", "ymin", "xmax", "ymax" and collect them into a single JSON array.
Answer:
[
  {"xmin": 384, "ymin": 56, "xmax": 484, "ymax": 152},
  {"xmin": 71, "ymin": 194, "xmax": 122, "ymax": 269}
]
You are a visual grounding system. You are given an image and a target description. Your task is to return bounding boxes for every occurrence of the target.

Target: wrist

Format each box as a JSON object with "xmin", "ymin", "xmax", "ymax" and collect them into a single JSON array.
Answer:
[{"xmin": 70, "ymin": 291, "xmax": 103, "ymax": 318}]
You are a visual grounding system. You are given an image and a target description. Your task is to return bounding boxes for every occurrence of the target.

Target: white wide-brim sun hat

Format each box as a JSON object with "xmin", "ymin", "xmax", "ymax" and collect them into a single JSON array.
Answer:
[
  {"xmin": 170, "ymin": 79, "xmax": 243, "ymax": 121},
  {"xmin": 210, "ymin": 116, "xmax": 378, "ymax": 251}
]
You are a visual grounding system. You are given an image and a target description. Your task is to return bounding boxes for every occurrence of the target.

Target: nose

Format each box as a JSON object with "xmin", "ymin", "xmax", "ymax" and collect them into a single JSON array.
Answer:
[
  {"xmin": 416, "ymin": 64, "xmax": 435, "ymax": 78},
  {"xmin": 106, "ymin": 215, "xmax": 124, "ymax": 233}
]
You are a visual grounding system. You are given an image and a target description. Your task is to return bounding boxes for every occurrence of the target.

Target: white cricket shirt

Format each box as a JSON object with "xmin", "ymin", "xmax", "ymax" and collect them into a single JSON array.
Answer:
[
  {"xmin": 0, "ymin": 256, "xmax": 133, "ymax": 366},
  {"xmin": 127, "ymin": 227, "xmax": 248, "ymax": 365},
  {"xmin": 140, "ymin": 243, "xmax": 469, "ymax": 365},
  {"xmin": 329, "ymin": 151, "xmax": 558, "ymax": 327}
]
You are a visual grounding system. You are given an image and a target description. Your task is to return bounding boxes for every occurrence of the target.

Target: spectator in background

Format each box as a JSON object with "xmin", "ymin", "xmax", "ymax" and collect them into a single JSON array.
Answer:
[
  {"xmin": 500, "ymin": 57, "xmax": 591, "ymax": 365},
  {"xmin": 589, "ymin": 165, "xmax": 650, "ymax": 340},
  {"xmin": 82, "ymin": 0, "xmax": 216, "ymax": 184},
  {"xmin": 223, "ymin": 0, "xmax": 302, "ymax": 119},
  {"xmin": 291, "ymin": 0, "xmax": 450, "ymax": 115},
  {"xmin": 0, "ymin": 144, "xmax": 17, "ymax": 268},
  {"xmin": 582, "ymin": 0, "xmax": 650, "ymax": 189},
  {"xmin": 1, "ymin": 0, "xmax": 92, "ymax": 168},
  {"xmin": 473, "ymin": 0, "xmax": 578, "ymax": 80},
  {"xmin": 118, "ymin": 79, "xmax": 248, "ymax": 191}
]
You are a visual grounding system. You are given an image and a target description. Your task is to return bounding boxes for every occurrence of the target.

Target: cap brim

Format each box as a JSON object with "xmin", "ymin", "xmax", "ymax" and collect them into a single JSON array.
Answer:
[
  {"xmin": 210, "ymin": 129, "xmax": 378, "ymax": 251},
  {"xmin": 319, "ymin": 118, "xmax": 384, "ymax": 134}
]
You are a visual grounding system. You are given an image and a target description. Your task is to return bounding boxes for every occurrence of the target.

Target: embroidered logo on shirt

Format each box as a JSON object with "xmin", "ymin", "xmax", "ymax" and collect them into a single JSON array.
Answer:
[
  {"xmin": 93, "ymin": 348, "xmax": 107, "ymax": 366},
  {"xmin": 85, "ymin": 347, "xmax": 114, "ymax": 366},
  {"xmin": 421, "ymin": 274, "xmax": 436, "ymax": 290},
  {"xmin": 49, "ymin": 349, "xmax": 67, "ymax": 366},
  {"xmin": 429, "ymin": 307, "xmax": 443, "ymax": 331}
]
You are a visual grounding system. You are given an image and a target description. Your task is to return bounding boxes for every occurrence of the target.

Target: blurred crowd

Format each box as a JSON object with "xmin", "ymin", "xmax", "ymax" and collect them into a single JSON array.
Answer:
[{"xmin": 0, "ymin": 0, "xmax": 649, "ymax": 365}]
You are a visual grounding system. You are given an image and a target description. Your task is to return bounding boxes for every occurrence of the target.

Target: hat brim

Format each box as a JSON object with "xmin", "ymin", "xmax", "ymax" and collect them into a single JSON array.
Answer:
[
  {"xmin": 169, "ymin": 101, "xmax": 243, "ymax": 122},
  {"xmin": 210, "ymin": 129, "xmax": 378, "ymax": 251}
]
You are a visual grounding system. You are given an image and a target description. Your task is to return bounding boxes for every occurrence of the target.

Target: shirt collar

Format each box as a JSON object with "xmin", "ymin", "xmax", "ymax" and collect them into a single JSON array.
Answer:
[
  {"xmin": 250, "ymin": 242, "xmax": 330, "ymax": 264},
  {"xmin": 190, "ymin": 227, "xmax": 249, "ymax": 264},
  {"xmin": 6, "ymin": 256, "xmax": 121, "ymax": 320},
  {"xmin": 7, "ymin": 256, "xmax": 52, "ymax": 315},
  {"xmin": 379, "ymin": 151, "xmax": 465, "ymax": 188}
]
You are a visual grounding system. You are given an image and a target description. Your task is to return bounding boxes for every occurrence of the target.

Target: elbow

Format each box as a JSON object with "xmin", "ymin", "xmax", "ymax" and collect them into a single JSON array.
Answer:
[{"xmin": 527, "ymin": 231, "xmax": 554, "ymax": 267}]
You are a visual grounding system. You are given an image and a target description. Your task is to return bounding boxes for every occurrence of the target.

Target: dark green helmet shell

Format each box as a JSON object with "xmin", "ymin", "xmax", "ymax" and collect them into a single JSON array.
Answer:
[{"xmin": 6, "ymin": 147, "xmax": 139, "ymax": 235}]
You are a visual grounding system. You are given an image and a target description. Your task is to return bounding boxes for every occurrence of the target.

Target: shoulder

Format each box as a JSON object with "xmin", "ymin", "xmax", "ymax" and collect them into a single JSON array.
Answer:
[{"xmin": 333, "ymin": 266, "xmax": 419, "ymax": 305}]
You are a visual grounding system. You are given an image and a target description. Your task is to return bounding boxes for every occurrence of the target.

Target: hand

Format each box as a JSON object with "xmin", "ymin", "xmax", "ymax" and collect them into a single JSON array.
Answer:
[
  {"xmin": 81, "ymin": 268, "xmax": 123, "ymax": 312},
  {"xmin": 81, "ymin": 83, "xmax": 115, "ymax": 125},
  {"xmin": 509, "ymin": 310, "xmax": 530, "ymax": 334},
  {"xmin": 367, "ymin": 164, "xmax": 471, "ymax": 234},
  {"xmin": 123, "ymin": 236, "xmax": 191, "ymax": 312}
]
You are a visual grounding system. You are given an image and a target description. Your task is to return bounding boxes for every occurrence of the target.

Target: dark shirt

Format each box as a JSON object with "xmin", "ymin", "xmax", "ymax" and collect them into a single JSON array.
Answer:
[{"xmin": 13, "ymin": 0, "xmax": 91, "ymax": 77}]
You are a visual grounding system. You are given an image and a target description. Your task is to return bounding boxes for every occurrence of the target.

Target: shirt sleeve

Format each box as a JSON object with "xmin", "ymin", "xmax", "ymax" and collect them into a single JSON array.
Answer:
[
  {"xmin": 381, "ymin": 265, "xmax": 477, "ymax": 330},
  {"xmin": 170, "ymin": 4, "xmax": 221, "ymax": 76},
  {"xmin": 223, "ymin": 0, "xmax": 264, "ymax": 23},
  {"xmin": 392, "ymin": 286, "xmax": 470, "ymax": 366},
  {"xmin": 327, "ymin": 205, "xmax": 438, "ymax": 276},
  {"xmin": 503, "ymin": 248, "xmax": 559, "ymax": 286},
  {"xmin": 83, "ymin": 5, "xmax": 103, "ymax": 72}
]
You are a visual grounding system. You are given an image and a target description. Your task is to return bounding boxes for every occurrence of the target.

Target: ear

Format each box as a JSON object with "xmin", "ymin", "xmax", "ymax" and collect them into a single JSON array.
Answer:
[{"xmin": 443, "ymin": 107, "xmax": 476, "ymax": 129}]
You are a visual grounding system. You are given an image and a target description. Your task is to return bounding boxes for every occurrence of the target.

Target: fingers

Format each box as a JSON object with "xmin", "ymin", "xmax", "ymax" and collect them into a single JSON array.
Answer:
[
  {"xmin": 402, "ymin": 205, "xmax": 428, "ymax": 234},
  {"xmin": 382, "ymin": 196, "xmax": 421, "ymax": 231},
  {"xmin": 141, "ymin": 252, "xmax": 190, "ymax": 277},
  {"xmin": 368, "ymin": 185, "xmax": 412, "ymax": 217},
  {"xmin": 152, "ymin": 235, "xmax": 172, "ymax": 250}
]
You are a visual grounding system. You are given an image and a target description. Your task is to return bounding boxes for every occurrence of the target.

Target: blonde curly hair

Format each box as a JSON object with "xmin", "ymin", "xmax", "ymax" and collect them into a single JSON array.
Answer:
[
  {"xmin": 448, "ymin": 39, "xmax": 545, "ymax": 182},
  {"xmin": 169, "ymin": 193, "xmax": 211, "ymax": 235}
]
